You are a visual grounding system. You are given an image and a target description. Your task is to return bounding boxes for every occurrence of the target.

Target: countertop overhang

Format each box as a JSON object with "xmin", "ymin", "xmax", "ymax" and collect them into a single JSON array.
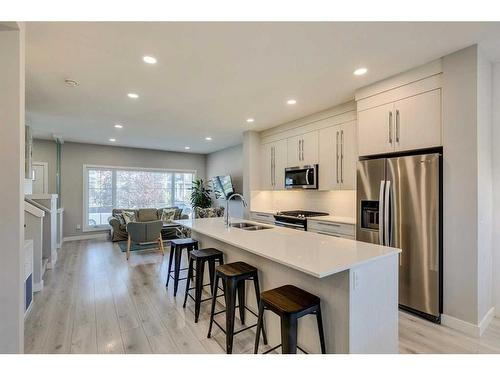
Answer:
[{"xmin": 174, "ymin": 218, "xmax": 400, "ymax": 278}]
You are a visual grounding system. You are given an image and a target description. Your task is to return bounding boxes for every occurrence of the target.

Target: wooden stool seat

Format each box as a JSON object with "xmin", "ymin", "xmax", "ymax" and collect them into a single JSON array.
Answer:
[
  {"xmin": 183, "ymin": 248, "xmax": 224, "ymax": 323},
  {"xmin": 215, "ymin": 261, "xmax": 257, "ymax": 278},
  {"xmin": 260, "ymin": 285, "xmax": 320, "ymax": 315},
  {"xmin": 255, "ymin": 284, "xmax": 326, "ymax": 354},
  {"xmin": 207, "ymin": 261, "xmax": 267, "ymax": 354},
  {"xmin": 189, "ymin": 248, "xmax": 223, "ymax": 260},
  {"xmin": 166, "ymin": 238, "xmax": 198, "ymax": 296}
]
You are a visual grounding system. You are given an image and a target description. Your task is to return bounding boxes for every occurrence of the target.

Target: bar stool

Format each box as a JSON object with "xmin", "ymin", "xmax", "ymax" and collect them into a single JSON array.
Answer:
[
  {"xmin": 207, "ymin": 261, "xmax": 268, "ymax": 354},
  {"xmin": 166, "ymin": 238, "xmax": 198, "ymax": 296},
  {"xmin": 254, "ymin": 284, "xmax": 326, "ymax": 354},
  {"xmin": 183, "ymin": 248, "xmax": 224, "ymax": 322}
]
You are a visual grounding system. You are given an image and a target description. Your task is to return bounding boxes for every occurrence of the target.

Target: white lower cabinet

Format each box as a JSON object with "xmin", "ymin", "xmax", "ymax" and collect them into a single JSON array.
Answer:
[
  {"xmin": 318, "ymin": 120, "xmax": 357, "ymax": 190},
  {"xmin": 250, "ymin": 211, "xmax": 275, "ymax": 224},
  {"xmin": 307, "ymin": 220, "xmax": 355, "ymax": 239}
]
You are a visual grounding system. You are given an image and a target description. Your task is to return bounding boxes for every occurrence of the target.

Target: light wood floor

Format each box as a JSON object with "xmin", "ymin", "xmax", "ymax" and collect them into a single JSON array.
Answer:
[{"xmin": 25, "ymin": 238, "xmax": 500, "ymax": 354}]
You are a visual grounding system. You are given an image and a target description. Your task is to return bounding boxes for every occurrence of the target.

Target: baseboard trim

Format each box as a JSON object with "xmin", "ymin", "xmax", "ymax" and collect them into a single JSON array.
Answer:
[
  {"xmin": 63, "ymin": 233, "xmax": 108, "ymax": 242},
  {"xmin": 479, "ymin": 307, "xmax": 496, "ymax": 336},
  {"xmin": 442, "ymin": 307, "xmax": 495, "ymax": 337}
]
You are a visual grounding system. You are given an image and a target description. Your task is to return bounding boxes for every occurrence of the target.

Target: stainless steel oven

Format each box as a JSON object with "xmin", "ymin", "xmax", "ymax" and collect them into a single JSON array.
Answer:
[{"xmin": 284, "ymin": 165, "xmax": 318, "ymax": 189}]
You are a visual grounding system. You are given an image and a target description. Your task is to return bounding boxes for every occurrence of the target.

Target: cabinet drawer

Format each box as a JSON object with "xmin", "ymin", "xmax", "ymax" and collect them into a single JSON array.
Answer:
[
  {"xmin": 307, "ymin": 220, "xmax": 355, "ymax": 236},
  {"xmin": 250, "ymin": 211, "xmax": 275, "ymax": 224},
  {"xmin": 308, "ymin": 228, "xmax": 355, "ymax": 240}
]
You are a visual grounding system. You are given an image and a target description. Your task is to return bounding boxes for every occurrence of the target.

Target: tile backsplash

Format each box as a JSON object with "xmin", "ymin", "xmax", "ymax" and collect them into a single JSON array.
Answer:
[{"xmin": 250, "ymin": 189, "xmax": 356, "ymax": 218}]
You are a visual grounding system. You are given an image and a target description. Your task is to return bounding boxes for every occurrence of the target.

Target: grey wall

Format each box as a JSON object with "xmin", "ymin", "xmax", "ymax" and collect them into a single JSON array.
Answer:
[
  {"xmin": 31, "ymin": 138, "xmax": 57, "ymax": 193},
  {"xmin": 0, "ymin": 23, "xmax": 25, "ymax": 353},
  {"xmin": 33, "ymin": 140, "xmax": 206, "ymax": 238},
  {"xmin": 206, "ymin": 144, "xmax": 244, "ymax": 218},
  {"xmin": 492, "ymin": 62, "xmax": 500, "ymax": 317}
]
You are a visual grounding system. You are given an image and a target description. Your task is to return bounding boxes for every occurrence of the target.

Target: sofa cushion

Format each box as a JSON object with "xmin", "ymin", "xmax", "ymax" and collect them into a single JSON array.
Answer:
[
  {"xmin": 137, "ymin": 208, "xmax": 159, "ymax": 222},
  {"xmin": 122, "ymin": 210, "xmax": 136, "ymax": 224},
  {"xmin": 160, "ymin": 208, "xmax": 177, "ymax": 224}
]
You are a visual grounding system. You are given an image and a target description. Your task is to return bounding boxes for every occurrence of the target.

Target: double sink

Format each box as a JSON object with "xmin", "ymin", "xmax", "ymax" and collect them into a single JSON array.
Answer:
[{"xmin": 230, "ymin": 222, "xmax": 272, "ymax": 231}]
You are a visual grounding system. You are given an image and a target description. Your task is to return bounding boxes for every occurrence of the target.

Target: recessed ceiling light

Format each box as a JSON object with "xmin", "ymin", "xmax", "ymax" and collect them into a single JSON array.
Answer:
[
  {"xmin": 114, "ymin": 124, "xmax": 123, "ymax": 129},
  {"xmin": 205, "ymin": 137, "xmax": 212, "ymax": 141},
  {"xmin": 127, "ymin": 93, "xmax": 139, "ymax": 99},
  {"xmin": 185, "ymin": 146, "xmax": 191, "ymax": 150},
  {"xmin": 109, "ymin": 138, "xmax": 116, "ymax": 142},
  {"xmin": 353, "ymin": 67, "xmax": 368, "ymax": 76},
  {"xmin": 143, "ymin": 55, "xmax": 157, "ymax": 64},
  {"xmin": 64, "ymin": 79, "xmax": 79, "ymax": 87},
  {"xmin": 246, "ymin": 118, "xmax": 255, "ymax": 123},
  {"xmin": 286, "ymin": 99, "xmax": 297, "ymax": 105}
]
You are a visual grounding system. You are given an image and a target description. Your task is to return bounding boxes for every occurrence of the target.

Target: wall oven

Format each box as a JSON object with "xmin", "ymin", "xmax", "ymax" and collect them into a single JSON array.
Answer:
[{"xmin": 284, "ymin": 165, "xmax": 318, "ymax": 189}]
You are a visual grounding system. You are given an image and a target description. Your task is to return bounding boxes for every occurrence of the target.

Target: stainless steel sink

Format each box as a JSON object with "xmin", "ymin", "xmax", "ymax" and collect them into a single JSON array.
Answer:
[{"xmin": 230, "ymin": 223, "xmax": 272, "ymax": 231}]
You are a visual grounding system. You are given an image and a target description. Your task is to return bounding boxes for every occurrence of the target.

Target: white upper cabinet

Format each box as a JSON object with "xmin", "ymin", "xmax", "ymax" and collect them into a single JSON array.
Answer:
[
  {"xmin": 319, "ymin": 120, "xmax": 357, "ymax": 191},
  {"xmin": 287, "ymin": 131, "xmax": 319, "ymax": 167},
  {"xmin": 357, "ymin": 102, "xmax": 395, "ymax": 157},
  {"xmin": 394, "ymin": 89, "xmax": 442, "ymax": 152},
  {"xmin": 261, "ymin": 139, "xmax": 287, "ymax": 190}
]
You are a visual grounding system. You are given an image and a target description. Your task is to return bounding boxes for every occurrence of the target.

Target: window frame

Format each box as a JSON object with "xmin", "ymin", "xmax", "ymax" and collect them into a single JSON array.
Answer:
[{"xmin": 82, "ymin": 164, "xmax": 197, "ymax": 232}]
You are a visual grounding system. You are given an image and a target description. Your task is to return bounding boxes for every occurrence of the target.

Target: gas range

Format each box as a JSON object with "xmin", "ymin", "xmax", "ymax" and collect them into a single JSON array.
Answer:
[{"xmin": 273, "ymin": 210, "xmax": 329, "ymax": 231}]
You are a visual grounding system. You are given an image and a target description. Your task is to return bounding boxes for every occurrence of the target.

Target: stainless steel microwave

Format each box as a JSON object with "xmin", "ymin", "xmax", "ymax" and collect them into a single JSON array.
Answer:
[{"xmin": 284, "ymin": 165, "xmax": 318, "ymax": 189}]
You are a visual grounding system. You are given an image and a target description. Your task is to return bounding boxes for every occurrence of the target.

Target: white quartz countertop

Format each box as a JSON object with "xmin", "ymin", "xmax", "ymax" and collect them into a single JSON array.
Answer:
[
  {"xmin": 175, "ymin": 218, "xmax": 400, "ymax": 278},
  {"xmin": 307, "ymin": 215, "xmax": 356, "ymax": 225}
]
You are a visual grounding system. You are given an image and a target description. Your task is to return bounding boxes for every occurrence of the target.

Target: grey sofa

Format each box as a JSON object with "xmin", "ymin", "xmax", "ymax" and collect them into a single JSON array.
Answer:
[{"xmin": 108, "ymin": 207, "xmax": 188, "ymax": 242}]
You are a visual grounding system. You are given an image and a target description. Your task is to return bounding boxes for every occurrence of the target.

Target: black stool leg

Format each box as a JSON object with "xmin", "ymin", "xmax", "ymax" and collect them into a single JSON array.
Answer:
[
  {"xmin": 207, "ymin": 274, "xmax": 219, "ymax": 338},
  {"xmin": 166, "ymin": 243, "xmax": 175, "ymax": 287},
  {"xmin": 208, "ymin": 259, "xmax": 215, "ymax": 295},
  {"xmin": 254, "ymin": 301, "xmax": 265, "ymax": 354},
  {"xmin": 183, "ymin": 257, "xmax": 194, "ymax": 308},
  {"xmin": 253, "ymin": 274, "xmax": 268, "ymax": 345},
  {"xmin": 194, "ymin": 258, "xmax": 205, "ymax": 323},
  {"xmin": 316, "ymin": 306, "xmax": 326, "ymax": 354},
  {"xmin": 281, "ymin": 315, "xmax": 298, "ymax": 354},
  {"xmin": 173, "ymin": 245, "xmax": 183, "ymax": 296},
  {"xmin": 237, "ymin": 280, "xmax": 246, "ymax": 325},
  {"xmin": 224, "ymin": 277, "xmax": 237, "ymax": 354}
]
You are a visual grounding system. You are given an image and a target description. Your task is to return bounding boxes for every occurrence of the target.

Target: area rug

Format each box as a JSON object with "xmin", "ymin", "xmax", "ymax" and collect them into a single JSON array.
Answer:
[{"xmin": 116, "ymin": 240, "xmax": 170, "ymax": 253}]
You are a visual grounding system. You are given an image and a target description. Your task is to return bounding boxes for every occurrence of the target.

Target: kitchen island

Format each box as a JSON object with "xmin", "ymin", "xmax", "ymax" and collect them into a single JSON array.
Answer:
[{"xmin": 174, "ymin": 217, "xmax": 401, "ymax": 354}]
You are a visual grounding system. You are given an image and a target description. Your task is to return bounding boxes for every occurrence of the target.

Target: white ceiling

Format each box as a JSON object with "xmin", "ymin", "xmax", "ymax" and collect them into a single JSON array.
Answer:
[{"xmin": 26, "ymin": 22, "xmax": 500, "ymax": 154}]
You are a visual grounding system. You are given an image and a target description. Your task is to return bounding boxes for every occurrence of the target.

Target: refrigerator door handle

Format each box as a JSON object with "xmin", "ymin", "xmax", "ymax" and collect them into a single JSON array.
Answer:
[
  {"xmin": 378, "ymin": 180, "xmax": 386, "ymax": 245},
  {"xmin": 384, "ymin": 180, "xmax": 391, "ymax": 247}
]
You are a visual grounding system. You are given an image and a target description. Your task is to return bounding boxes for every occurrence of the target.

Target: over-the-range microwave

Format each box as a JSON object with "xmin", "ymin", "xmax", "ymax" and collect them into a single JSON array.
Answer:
[{"xmin": 284, "ymin": 165, "xmax": 318, "ymax": 189}]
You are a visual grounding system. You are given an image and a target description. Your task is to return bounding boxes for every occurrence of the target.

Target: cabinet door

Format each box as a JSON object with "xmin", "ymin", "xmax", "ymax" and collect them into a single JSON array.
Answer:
[
  {"xmin": 301, "ymin": 130, "xmax": 319, "ymax": 166},
  {"xmin": 273, "ymin": 139, "xmax": 287, "ymax": 190},
  {"xmin": 357, "ymin": 102, "xmax": 395, "ymax": 156},
  {"xmin": 260, "ymin": 143, "xmax": 273, "ymax": 190},
  {"xmin": 339, "ymin": 120, "xmax": 357, "ymax": 190},
  {"xmin": 318, "ymin": 125, "xmax": 341, "ymax": 191},
  {"xmin": 394, "ymin": 89, "xmax": 442, "ymax": 152},
  {"xmin": 287, "ymin": 135, "xmax": 302, "ymax": 167}
]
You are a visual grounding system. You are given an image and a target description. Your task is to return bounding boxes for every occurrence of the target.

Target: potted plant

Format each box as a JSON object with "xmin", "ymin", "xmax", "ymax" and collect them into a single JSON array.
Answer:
[{"xmin": 190, "ymin": 178, "xmax": 212, "ymax": 209}]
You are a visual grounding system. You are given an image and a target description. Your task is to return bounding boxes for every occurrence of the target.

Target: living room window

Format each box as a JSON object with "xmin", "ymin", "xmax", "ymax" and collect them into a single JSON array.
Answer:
[{"xmin": 83, "ymin": 165, "xmax": 196, "ymax": 231}]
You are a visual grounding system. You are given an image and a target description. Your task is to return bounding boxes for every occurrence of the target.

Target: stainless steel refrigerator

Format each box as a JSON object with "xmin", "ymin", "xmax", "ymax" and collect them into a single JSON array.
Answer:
[{"xmin": 356, "ymin": 152, "xmax": 442, "ymax": 322}]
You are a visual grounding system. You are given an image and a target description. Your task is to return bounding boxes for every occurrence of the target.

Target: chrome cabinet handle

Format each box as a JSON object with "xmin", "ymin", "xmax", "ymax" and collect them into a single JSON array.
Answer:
[
  {"xmin": 315, "ymin": 230, "xmax": 342, "ymax": 238},
  {"xmin": 340, "ymin": 129, "xmax": 344, "ymax": 184},
  {"xmin": 336, "ymin": 131, "xmax": 339, "ymax": 184},
  {"xmin": 395, "ymin": 109, "xmax": 400, "ymax": 143},
  {"xmin": 388, "ymin": 111, "xmax": 393, "ymax": 144},
  {"xmin": 317, "ymin": 222, "xmax": 341, "ymax": 227}
]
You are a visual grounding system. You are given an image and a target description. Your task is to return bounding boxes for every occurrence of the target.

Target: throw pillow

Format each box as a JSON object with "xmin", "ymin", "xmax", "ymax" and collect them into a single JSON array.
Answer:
[
  {"xmin": 115, "ymin": 213, "xmax": 126, "ymax": 226},
  {"xmin": 122, "ymin": 211, "xmax": 136, "ymax": 225},
  {"xmin": 161, "ymin": 208, "xmax": 177, "ymax": 223}
]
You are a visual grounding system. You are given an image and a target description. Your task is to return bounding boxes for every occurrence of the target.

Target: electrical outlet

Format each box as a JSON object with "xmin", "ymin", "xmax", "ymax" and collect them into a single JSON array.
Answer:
[{"xmin": 76, "ymin": 224, "xmax": 81, "ymax": 231}]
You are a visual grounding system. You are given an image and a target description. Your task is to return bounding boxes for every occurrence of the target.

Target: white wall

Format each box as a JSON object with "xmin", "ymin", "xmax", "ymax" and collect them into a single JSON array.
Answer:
[
  {"xmin": 0, "ymin": 23, "xmax": 25, "ymax": 353},
  {"xmin": 492, "ymin": 62, "xmax": 500, "ymax": 316},
  {"xmin": 206, "ymin": 144, "xmax": 244, "ymax": 218}
]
